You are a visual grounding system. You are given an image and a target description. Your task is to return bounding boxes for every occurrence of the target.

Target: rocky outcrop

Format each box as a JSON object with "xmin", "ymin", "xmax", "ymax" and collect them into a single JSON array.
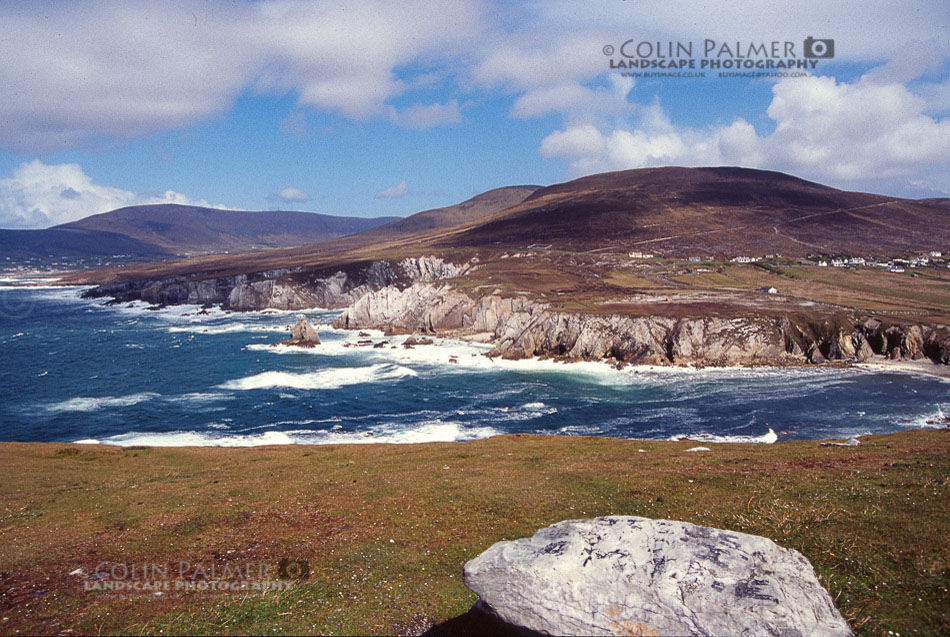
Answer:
[
  {"xmin": 463, "ymin": 516, "xmax": 852, "ymax": 636},
  {"xmin": 274, "ymin": 318, "xmax": 321, "ymax": 348},
  {"xmin": 85, "ymin": 253, "xmax": 950, "ymax": 369},
  {"xmin": 84, "ymin": 256, "xmax": 472, "ymax": 312},
  {"xmin": 334, "ymin": 283, "xmax": 950, "ymax": 367}
]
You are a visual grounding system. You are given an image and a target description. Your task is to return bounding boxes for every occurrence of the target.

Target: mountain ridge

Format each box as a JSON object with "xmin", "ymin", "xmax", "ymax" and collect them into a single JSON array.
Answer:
[{"xmin": 0, "ymin": 204, "xmax": 400, "ymax": 260}]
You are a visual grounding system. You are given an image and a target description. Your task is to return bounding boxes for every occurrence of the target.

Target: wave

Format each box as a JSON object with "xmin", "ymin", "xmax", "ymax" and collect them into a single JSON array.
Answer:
[
  {"xmin": 75, "ymin": 430, "xmax": 296, "ymax": 447},
  {"xmin": 43, "ymin": 391, "xmax": 234, "ymax": 413},
  {"xmin": 219, "ymin": 363, "xmax": 418, "ymax": 391},
  {"xmin": 668, "ymin": 427, "xmax": 779, "ymax": 444},
  {"xmin": 0, "ymin": 284, "xmax": 72, "ymax": 291},
  {"xmin": 74, "ymin": 420, "xmax": 500, "ymax": 447},
  {"xmin": 46, "ymin": 392, "xmax": 159, "ymax": 413},
  {"xmin": 251, "ymin": 331, "xmax": 865, "ymax": 388},
  {"xmin": 898, "ymin": 404, "xmax": 950, "ymax": 429},
  {"xmin": 168, "ymin": 323, "xmax": 289, "ymax": 335}
]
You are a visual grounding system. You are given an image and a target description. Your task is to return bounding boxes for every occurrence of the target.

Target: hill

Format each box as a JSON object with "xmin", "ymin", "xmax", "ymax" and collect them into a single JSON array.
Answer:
[
  {"xmin": 68, "ymin": 168, "xmax": 950, "ymax": 328},
  {"xmin": 431, "ymin": 167, "xmax": 950, "ymax": 256},
  {"xmin": 353, "ymin": 185, "xmax": 540, "ymax": 242},
  {"xmin": 0, "ymin": 204, "xmax": 399, "ymax": 260}
]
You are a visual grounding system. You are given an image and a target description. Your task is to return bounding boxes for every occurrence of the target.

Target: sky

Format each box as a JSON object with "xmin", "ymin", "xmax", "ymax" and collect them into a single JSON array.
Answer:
[{"xmin": 0, "ymin": 0, "xmax": 947, "ymax": 229}]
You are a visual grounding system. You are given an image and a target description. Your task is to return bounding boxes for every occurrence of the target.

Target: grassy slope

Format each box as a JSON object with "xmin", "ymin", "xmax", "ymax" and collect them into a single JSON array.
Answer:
[{"xmin": 0, "ymin": 430, "xmax": 947, "ymax": 635}]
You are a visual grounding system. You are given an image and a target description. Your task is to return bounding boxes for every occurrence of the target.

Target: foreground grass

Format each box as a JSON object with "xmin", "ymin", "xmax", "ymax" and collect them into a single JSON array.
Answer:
[{"xmin": 0, "ymin": 430, "xmax": 947, "ymax": 635}]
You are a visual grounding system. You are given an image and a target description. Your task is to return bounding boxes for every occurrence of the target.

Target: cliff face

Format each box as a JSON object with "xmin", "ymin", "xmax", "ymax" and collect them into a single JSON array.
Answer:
[
  {"xmin": 86, "ymin": 255, "xmax": 950, "ymax": 368},
  {"xmin": 84, "ymin": 257, "xmax": 471, "ymax": 311},
  {"xmin": 335, "ymin": 281, "xmax": 950, "ymax": 367}
]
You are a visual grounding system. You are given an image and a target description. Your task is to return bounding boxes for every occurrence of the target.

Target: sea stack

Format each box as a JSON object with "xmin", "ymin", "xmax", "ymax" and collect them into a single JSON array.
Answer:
[{"xmin": 275, "ymin": 317, "xmax": 321, "ymax": 348}]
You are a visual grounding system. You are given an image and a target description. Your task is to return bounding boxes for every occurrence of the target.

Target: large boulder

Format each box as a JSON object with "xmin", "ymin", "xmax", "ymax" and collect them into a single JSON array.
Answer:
[
  {"xmin": 274, "ymin": 317, "xmax": 321, "ymax": 348},
  {"xmin": 464, "ymin": 516, "xmax": 851, "ymax": 636}
]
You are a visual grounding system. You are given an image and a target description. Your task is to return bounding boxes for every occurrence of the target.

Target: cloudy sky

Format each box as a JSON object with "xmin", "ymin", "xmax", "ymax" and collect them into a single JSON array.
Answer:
[{"xmin": 0, "ymin": 0, "xmax": 947, "ymax": 228}]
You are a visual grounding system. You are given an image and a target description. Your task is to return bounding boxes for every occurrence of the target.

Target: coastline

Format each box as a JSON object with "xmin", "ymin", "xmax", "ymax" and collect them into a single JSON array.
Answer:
[{"xmin": 856, "ymin": 356, "xmax": 950, "ymax": 379}]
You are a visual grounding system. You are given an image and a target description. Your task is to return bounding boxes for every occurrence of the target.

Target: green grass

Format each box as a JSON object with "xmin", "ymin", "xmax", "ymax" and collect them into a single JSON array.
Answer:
[{"xmin": 0, "ymin": 430, "xmax": 948, "ymax": 635}]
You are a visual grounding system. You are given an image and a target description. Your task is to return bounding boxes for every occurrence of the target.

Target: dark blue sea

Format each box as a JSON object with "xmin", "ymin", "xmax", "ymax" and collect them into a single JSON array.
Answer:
[{"xmin": 0, "ymin": 281, "xmax": 946, "ymax": 446}]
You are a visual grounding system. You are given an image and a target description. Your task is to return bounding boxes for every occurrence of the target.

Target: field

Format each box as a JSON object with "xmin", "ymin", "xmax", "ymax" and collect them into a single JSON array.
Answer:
[
  {"xmin": 441, "ymin": 251, "xmax": 950, "ymax": 324},
  {"xmin": 1, "ymin": 429, "xmax": 947, "ymax": 635}
]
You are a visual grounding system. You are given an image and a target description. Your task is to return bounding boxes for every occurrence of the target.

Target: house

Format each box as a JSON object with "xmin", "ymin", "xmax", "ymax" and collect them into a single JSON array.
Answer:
[
  {"xmin": 628, "ymin": 251, "xmax": 654, "ymax": 259},
  {"xmin": 730, "ymin": 256, "xmax": 758, "ymax": 264},
  {"xmin": 831, "ymin": 259, "xmax": 846, "ymax": 267},
  {"xmin": 758, "ymin": 286, "xmax": 779, "ymax": 294},
  {"xmin": 930, "ymin": 251, "xmax": 942, "ymax": 258},
  {"xmin": 817, "ymin": 260, "xmax": 828, "ymax": 267},
  {"xmin": 687, "ymin": 256, "xmax": 702, "ymax": 263},
  {"xmin": 887, "ymin": 266, "xmax": 905, "ymax": 273}
]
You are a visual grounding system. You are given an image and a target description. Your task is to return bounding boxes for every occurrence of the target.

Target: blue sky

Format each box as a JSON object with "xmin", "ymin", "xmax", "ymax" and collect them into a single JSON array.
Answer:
[{"xmin": 0, "ymin": 1, "xmax": 947, "ymax": 228}]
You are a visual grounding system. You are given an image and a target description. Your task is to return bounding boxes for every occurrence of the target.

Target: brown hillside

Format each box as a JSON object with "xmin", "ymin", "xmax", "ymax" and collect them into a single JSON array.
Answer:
[{"xmin": 432, "ymin": 167, "xmax": 949, "ymax": 256}]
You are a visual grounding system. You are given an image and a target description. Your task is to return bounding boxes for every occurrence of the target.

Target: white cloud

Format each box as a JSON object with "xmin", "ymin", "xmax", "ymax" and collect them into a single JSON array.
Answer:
[
  {"xmin": 0, "ymin": 0, "xmax": 485, "ymax": 151},
  {"xmin": 269, "ymin": 187, "xmax": 310, "ymax": 204},
  {"xmin": 389, "ymin": 100, "xmax": 462, "ymax": 130},
  {"xmin": 388, "ymin": 100, "xmax": 463, "ymax": 129},
  {"xmin": 540, "ymin": 63, "xmax": 950, "ymax": 194},
  {"xmin": 0, "ymin": 2, "xmax": 257, "ymax": 152},
  {"xmin": 511, "ymin": 76, "xmax": 635, "ymax": 121},
  {"xmin": 0, "ymin": 160, "xmax": 213, "ymax": 229},
  {"xmin": 2, "ymin": 0, "xmax": 947, "ymax": 156},
  {"xmin": 375, "ymin": 181, "xmax": 410, "ymax": 199},
  {"xmin": 472, "ymin": 32, "xmax": 610, "ymax": 90},
  {"xmin": 254, "ymin": 0, "xmax": 483, "ymax": 119}
]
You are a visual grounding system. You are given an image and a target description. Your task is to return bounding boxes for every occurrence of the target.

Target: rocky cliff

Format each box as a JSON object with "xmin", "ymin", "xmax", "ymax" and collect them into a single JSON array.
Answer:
[
  {"xmin": 86, "ymin": 255, "xmax": 950, "ymax": 368},
  {"xmin": 335, "ymin": 280, "xmax": 950, "ymax": 367},
  {"xmin": 84, "ymin": 256, "xmax": 472, "ymax": 311}
]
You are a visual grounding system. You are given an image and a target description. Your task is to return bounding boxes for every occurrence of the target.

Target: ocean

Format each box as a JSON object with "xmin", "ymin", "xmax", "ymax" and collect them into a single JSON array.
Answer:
[{"xmin": 0, "ymin": 282, "xmax": 946, "ymax": 446}]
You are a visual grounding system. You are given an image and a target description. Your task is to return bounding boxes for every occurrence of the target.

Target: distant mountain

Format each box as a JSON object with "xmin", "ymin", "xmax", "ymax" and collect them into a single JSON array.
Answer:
[
  {"xmin": 322, "ymin": 185, "xmax": 541, "ymax": 251},
  {"xmin": 70, "ymin": 168, "xmax": 949, "ymax": 288},
  {"xmin": 0, "ymin": 204, "xmax": 399, "ymax": 260},
  {"xmin": 435, "ymin": 167, "xmax": 950, "ymax": 256}
]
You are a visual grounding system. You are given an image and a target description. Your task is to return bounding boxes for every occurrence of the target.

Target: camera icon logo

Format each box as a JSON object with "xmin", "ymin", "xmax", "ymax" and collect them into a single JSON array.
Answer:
[
  {"xmin": 277, "ymin": 558, "xmax": 310, "ymax": 580},
  {"xmin": 804, "ymin": 37, "xmax": 834, "ymax": 59}
]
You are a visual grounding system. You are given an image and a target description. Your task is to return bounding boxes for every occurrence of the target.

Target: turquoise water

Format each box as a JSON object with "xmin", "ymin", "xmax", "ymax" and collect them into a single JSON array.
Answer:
[{"xmin": 0, "ymin": 284, "xmax": 946, "ymax": 446}]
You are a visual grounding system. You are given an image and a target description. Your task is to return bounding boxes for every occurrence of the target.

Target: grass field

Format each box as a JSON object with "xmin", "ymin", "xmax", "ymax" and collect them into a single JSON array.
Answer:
[{"xmin": 1, "ymin": 429, "xmax": 947, "ymax": 635}]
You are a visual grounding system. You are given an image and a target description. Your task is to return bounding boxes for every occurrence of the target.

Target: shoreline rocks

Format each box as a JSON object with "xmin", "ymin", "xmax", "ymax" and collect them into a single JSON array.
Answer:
[
  {"xmin": 273, "ymin": 317, "xmax": 321, "ymax": 348},
  {"xmin": 463, "ymin": 516, "xmax": 852, "ymax": 636},
  {"xmin": 335, "ymin": 282, "xmax": 950, "ymax": 368},
  {"xmin": 83, "ymin": 255, "xmax": 950, "ymax": 370}
]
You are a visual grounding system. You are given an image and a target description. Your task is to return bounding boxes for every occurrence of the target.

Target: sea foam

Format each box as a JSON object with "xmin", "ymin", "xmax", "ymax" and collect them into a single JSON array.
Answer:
[
  {"xmin": 46, "ymin": 392, "xmax": 159, "ymax": 413},
  {"xmin": 219, "ymin": 363, "xmax": 418, "ymax": 391},
  {"xmin": 75, "ymin": 420, "xmax": 499, "ymax": 447},
  {"xmin": 668, "ymin": 427, "xmax": 779, "ymax": 444}
]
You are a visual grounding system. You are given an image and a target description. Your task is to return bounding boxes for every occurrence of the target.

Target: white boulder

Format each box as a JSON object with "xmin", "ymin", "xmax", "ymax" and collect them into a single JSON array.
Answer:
[{"xmin": 463, "ymin": 516, "xmax": 851, "ymax": 636}]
